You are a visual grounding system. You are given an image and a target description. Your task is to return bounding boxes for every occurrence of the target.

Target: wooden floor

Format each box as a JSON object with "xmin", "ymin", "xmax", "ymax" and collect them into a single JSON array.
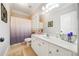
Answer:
[{"xmin": 6, "ymin": 43, "xmax": 37, "ymax": 56}]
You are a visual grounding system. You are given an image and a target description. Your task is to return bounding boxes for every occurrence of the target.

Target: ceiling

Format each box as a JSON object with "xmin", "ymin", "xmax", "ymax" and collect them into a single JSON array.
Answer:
[
  {"xmin": 48, "ymin": 3, "xmax": 77, "ymax": 15},
  {"xmin": 10, "ymin": 3, "xmax": 76, "ymax": 17},
  {"xmin": 10, "ymin": 3, "xmax": 46, "ymax": 17}
]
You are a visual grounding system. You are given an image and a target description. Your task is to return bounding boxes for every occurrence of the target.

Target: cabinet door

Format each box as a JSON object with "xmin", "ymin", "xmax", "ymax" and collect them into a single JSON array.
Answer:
[
  {"xmin": 31, "ymin": 37, "xmax": 48, "ymax": 56},
  {"xmin": 58, "ymin": 47, "xmax": 73, "ymax": 56},
  {"xmin": 31, "ymin": 37, "xmax": 39, "ymax": 55},
  {"xmin": 37, "ymin": 39, "xmax": 48, "ymax": 56},
  {"xmin": 48, "ymin": 43, "xmax": 58, "ymax": 56},
  {"xmin": 48, "ymin": 43, "xmax": 73, "ymax": 56}
]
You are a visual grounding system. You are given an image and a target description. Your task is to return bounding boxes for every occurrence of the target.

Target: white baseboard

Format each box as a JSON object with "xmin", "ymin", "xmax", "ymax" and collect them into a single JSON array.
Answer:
[{"xmin": 4, "ymin": 46, "xmax": 10, "ymax": 56}]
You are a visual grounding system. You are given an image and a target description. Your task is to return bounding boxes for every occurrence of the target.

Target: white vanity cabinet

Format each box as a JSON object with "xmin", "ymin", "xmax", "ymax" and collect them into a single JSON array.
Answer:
[
  {"xmin": 31, "ymin": 35, "xmax": 77, "ymax": 56},
  {"xmin": 48, "ymin": 43, "xmax": 73, "ymax": 56}
]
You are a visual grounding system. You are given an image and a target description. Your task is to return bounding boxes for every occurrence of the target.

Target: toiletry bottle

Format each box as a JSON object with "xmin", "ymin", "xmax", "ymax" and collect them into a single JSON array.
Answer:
[
  {"xmin": 67, "ymin": 33, "xmax": 71, "ymax": 42},
  {"xmin": 60, "ymin": 31, "xmax": 64, "ymax": 40}
]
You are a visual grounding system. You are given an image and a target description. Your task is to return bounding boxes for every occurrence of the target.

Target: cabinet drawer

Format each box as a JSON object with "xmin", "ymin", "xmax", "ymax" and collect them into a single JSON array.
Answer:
[{"xmin": 48, "ymin": 43, "xmax": 73, "ymax": 56}]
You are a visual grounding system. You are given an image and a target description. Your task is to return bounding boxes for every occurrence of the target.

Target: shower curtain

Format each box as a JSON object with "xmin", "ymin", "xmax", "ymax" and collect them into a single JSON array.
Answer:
[{"xmin": 10, "ymin": 16, "xmax": 31, "ymax": 45}]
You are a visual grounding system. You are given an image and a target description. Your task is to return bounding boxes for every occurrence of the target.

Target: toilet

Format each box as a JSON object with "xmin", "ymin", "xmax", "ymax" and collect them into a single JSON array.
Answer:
[{"xmin": 24, "ymin": 38, "xmax": 31, "ymax": 47}]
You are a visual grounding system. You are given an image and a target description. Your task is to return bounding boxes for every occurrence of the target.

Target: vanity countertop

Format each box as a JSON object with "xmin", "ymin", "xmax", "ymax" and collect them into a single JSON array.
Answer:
[{"xmin": 32, "ymin": 34, "xmax": 77, "ymax": 53}]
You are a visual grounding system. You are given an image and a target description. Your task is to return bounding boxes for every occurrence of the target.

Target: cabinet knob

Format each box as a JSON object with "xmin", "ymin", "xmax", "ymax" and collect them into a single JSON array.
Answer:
[
  {"xmin": 56, "ymin": 49, "xmax": 59, "ymax": 52},
  {"xmin": 49, "ymin": 51, "xmax": 52, "ymax": 54}
]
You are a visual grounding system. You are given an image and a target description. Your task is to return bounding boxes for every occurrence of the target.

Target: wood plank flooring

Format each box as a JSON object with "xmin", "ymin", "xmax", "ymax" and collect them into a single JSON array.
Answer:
[{"xmin": 6, "ymin": 43, "xmax": 37, "ymax": 56}]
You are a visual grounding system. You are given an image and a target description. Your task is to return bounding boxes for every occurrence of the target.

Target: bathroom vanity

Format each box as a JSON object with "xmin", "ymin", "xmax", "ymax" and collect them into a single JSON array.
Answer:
[{"xmin": 31, "ymin": 34, "xmax": 77, "ymax": 56}]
